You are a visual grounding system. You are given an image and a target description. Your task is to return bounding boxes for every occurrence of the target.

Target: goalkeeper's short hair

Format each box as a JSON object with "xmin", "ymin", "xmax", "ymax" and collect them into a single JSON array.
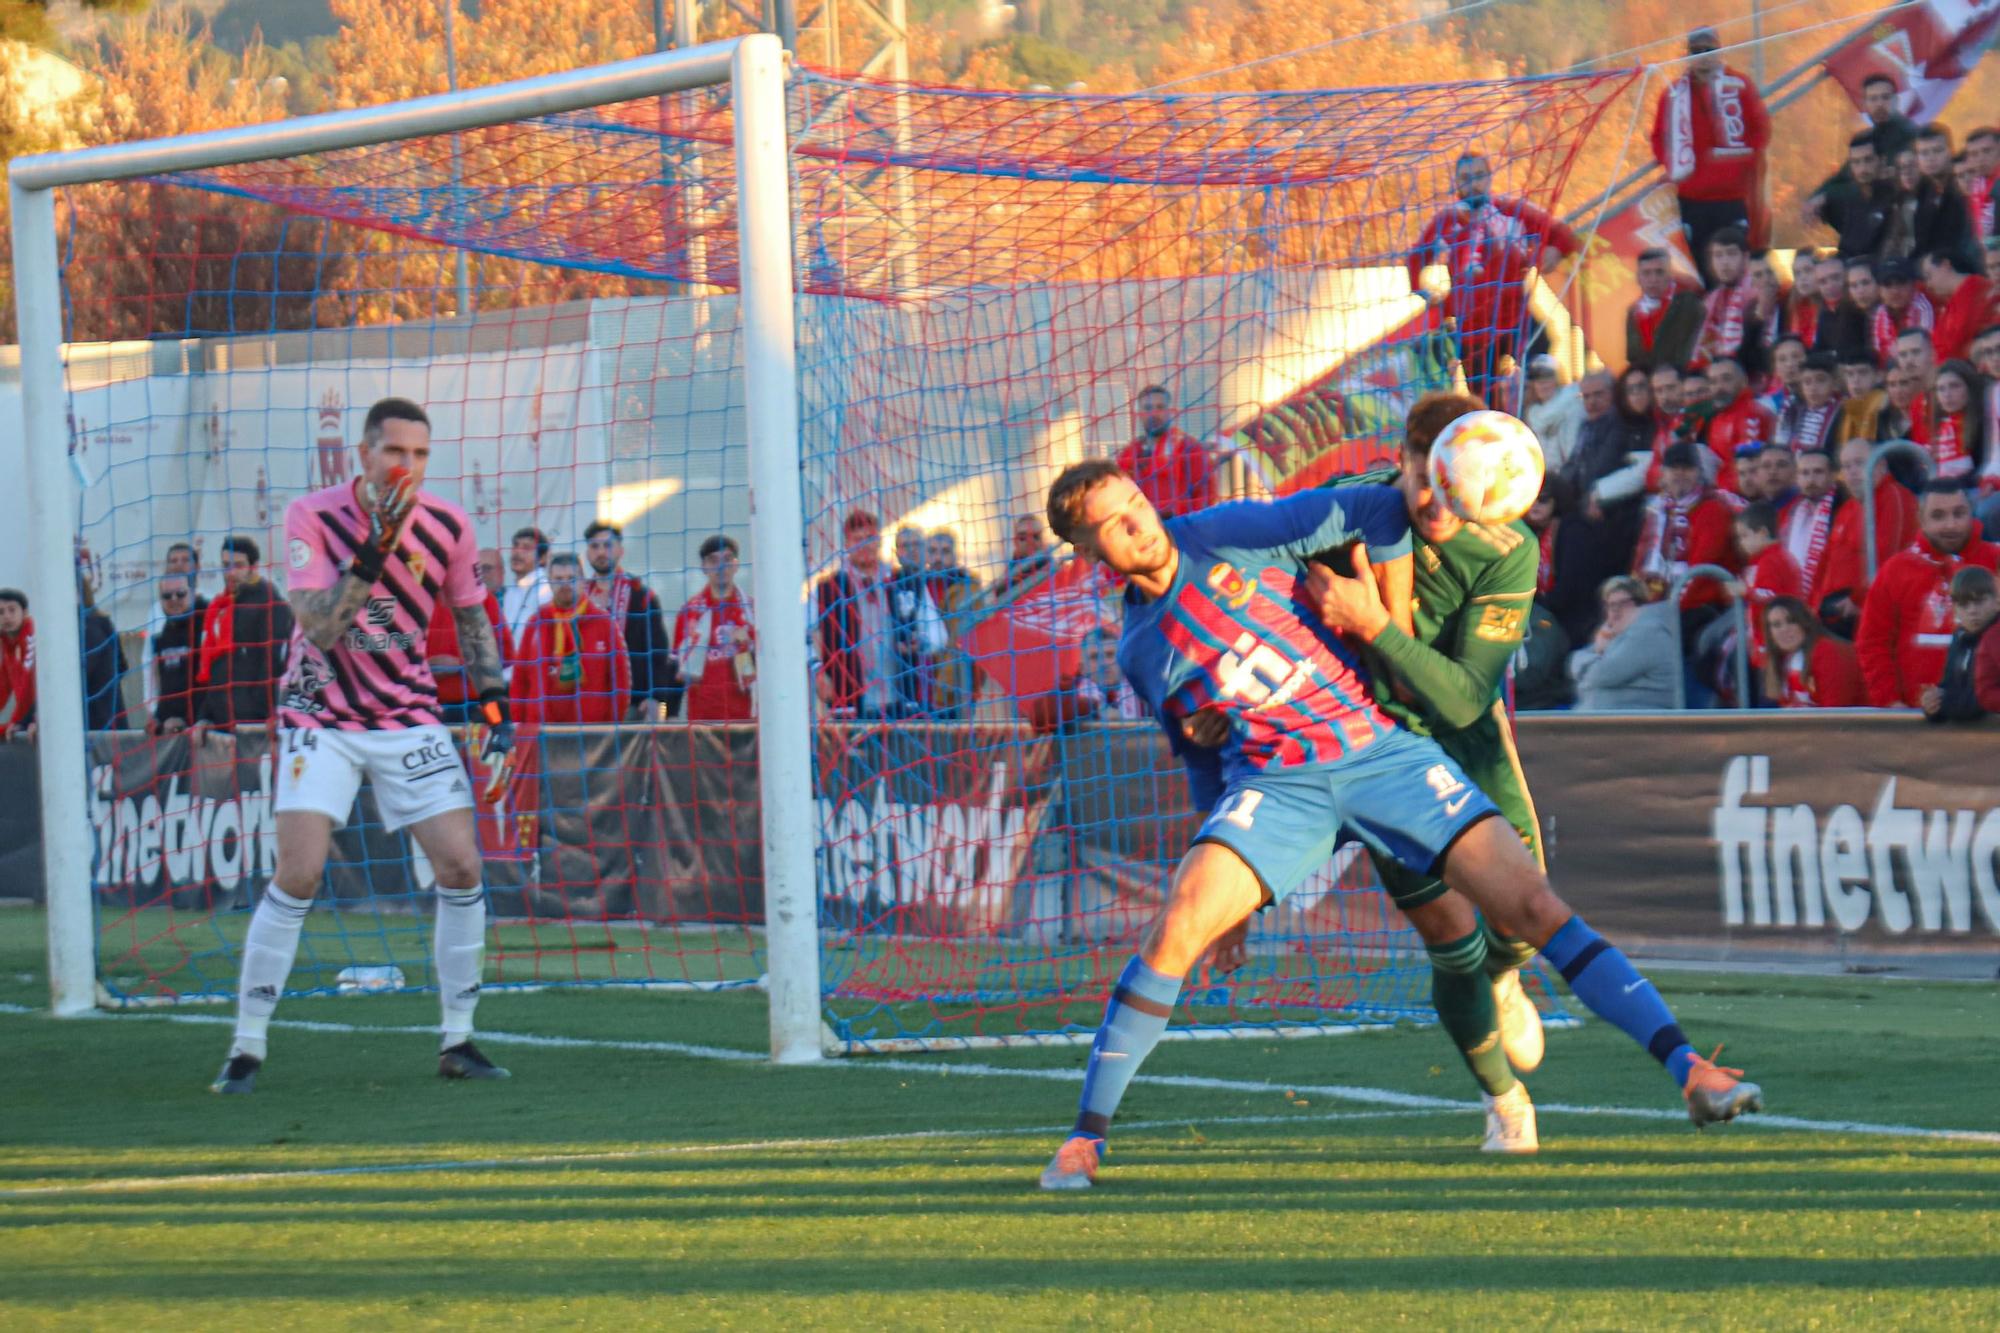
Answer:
[{"xmin": 1403, "ymin": 391, "xmax": 1488, "ymax": 460}]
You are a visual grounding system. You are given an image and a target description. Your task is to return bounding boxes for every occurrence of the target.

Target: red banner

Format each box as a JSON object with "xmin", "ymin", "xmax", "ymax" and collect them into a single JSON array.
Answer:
[{"xmin": 1825, "ymin": 1, "xmax": 2000, "ymax": 124}]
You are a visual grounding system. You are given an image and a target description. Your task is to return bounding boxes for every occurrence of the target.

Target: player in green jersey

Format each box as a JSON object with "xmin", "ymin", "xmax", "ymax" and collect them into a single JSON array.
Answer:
[{"xmin": 1214, "ymin": 390, "xmax": 1551, "ymax": 1152}]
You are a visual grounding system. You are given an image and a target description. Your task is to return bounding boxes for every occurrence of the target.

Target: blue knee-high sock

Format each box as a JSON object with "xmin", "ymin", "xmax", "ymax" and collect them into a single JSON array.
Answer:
[
  {"xmin": 1072, "ymin": 956, "xmax": 1182, "ymax": 1140},
  {"xmin": 1539, "ymin": 916, "xmax": 1698, "ymax": 1089}
]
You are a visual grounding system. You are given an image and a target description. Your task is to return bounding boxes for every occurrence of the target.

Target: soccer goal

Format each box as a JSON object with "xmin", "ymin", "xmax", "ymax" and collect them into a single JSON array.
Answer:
[{"xmin": 11, "ymin": 41, "xmax": 1629, "ymax": 1057}]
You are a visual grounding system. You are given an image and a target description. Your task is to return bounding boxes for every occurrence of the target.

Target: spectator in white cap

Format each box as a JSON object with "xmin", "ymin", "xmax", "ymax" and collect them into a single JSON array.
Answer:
[{"xmin": 1522, "ymin": 354, "xmax": 1584, "ymax": 475}]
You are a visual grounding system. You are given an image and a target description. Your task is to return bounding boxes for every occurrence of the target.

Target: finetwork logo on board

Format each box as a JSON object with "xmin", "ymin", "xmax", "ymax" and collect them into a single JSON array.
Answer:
[{"xmin": 1712, "ymin": 755, "xmax": 2000, "ymax": 936}]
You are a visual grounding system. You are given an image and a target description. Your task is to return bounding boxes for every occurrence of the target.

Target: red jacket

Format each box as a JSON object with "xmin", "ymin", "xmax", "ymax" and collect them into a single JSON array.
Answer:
[
  {"xmin": 1665, "ymin": 494, "xmax": 1743, "ymax": 611},
  {"xmin": 1407, "ymin": 197, "xmax": 1580, "ymax": 337},
  {"xmin": 510, "ymin": 599, "xmax": 629, "ymax": 724},
  {"xmin": 1855, "ymin": 535, "xmax": 2000, "ymax": 707},
  {"xmin": 0, "ymin": 618, "xmax": 34, "ymax": 736},
  {"xmin": 1740, "ymin": 543, "xmax": 1802, "ymax": 668},
  {"xmin": 1702, "ymin": 390, "xmax": 1776, "ymax": 495},
  {"xmin": 1650, "ymin": 67, "xmax": 1771, "ymax": 202},
  {"xmin": 1777, "ymin": 635, "xmax": 1865, "ymax": 708},
  {"xmin": 673, "ymin": 586, "xmax": 758, "ymax": 722},
  {"xmin": 421, "ymin": 590, "xmax": 512, "ymax": 705},
  {"xmin": 1811, "ymin": 477, "xmax": 1919, "ymax": 614},
  {"xmin": 1116, "ymin": 428, "xmax": 1214, "ymax": 520},
  {"xmin": 1931, "ymin": 274, "xmax": 1996, "ymax": 364},
  {"xmin": 1979, "ymin": 621, "xmax": 2000, "ymax": 713}
]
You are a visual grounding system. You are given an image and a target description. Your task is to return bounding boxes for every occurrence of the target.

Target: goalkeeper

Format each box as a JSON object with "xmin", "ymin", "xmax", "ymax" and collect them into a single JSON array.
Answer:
[{"xmin": 1218, "ymin": 391, "xmax": 1554, "ymax": 1154}]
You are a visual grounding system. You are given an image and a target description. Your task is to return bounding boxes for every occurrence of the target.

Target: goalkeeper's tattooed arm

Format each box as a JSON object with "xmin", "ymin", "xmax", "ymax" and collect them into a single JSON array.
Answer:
[
  {"xmin": 291, "ymin": 577, "xmax": 376, "ymax": 653},
  {"xmin": 452, "ymin": 603, "xmax": 506, "ymax": 699}
]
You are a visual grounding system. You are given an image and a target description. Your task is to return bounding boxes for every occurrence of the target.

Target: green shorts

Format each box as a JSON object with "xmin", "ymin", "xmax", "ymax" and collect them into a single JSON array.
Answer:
[{"xmin": 1370, "ymin": 701, "xmax": 1542, "ymax": 911}]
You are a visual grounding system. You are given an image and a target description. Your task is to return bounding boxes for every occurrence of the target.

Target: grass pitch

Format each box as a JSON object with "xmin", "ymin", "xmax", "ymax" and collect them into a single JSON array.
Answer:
[{"xmin": 2, "ymin": 907, "xmax": 1996, "ymax": 1330}]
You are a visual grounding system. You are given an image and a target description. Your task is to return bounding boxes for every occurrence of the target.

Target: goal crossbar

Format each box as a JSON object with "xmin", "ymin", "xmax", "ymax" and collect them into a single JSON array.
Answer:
[{"xmin": 5, "ymin": 33, "xmax": 826, "ymax": 1064}]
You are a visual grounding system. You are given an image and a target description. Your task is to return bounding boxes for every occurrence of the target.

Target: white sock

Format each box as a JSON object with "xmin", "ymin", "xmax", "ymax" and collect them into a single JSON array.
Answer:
[
  {"xmin": 231, "ymin": 885, "xmax": 313, "ymax": 1060},
  {"xmin": 435, "ymin": 886, "xmax": 487, "ymax": 1049}
]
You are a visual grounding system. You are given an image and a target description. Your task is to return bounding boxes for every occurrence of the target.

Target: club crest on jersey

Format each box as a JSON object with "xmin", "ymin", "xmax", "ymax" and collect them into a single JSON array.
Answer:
[
  {"xmin": 1206, "ymin": 562, "xmax": 1257, "ymax": 608},
  {"xmin": 405, "ymin": 550, "xmax": 425, "ymax": 582},
  {"xmin": 291, "ymin": 754, "xmax": 306, "ymax": 783}
]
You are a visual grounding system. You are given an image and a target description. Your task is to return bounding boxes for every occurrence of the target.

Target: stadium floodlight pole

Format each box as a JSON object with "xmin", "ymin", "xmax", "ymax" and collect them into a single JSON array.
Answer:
[
  {"xmin": 1667, "ymin": 564, "xmax": 1753, "ymax": 711},
  {"xmin": 9, "ymin": 37, "xmax": 824, "ymax": 1058},
  {"xmin": 1865, "ymin": 441, "xmax": 1933, "ymax": 583}
]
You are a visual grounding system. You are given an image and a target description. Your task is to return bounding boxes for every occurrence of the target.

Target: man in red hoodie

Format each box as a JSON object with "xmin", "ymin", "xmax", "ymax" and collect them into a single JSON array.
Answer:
[
  {"xmin": 1813, "ymin": 436, "xmax": 1921, "ymax": 636},
  {"xmin": 1698, "ymin": 357, "xmax": 1776, "ymax": 495},
  {"xmin": 1651, "ymin": 27, "xmax": 1771, "ymax": 284},
  {"xmin": 1407, "ymin": 152, "xmax": 1580, "ymax": 404},
  {"xmin": 1856, "ymin": 481, "xmax": 2000, "ymax": 707},
  {"xmin": 1115, "ymin": 384, "xmax": 1214, "ymax": 520},
  {"xmin": 1920, "ymin": 247, "xmax": 1996, "ymax": 364},
  {"xmin": 511, "ymin": 552, "xmax": 629, "ymax": 724},
  {"xmin": 0, "ymin": 589, "xmax": 34, "ymax": 741}
]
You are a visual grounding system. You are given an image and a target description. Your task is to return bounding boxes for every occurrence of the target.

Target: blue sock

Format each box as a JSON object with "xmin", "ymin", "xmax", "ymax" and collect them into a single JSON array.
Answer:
[
  {"xmin": 1539, "ymin": 915, "xmax": 1698, "ymax": 1089},
  {"xmin": 1072, "ymin": 956, "xmax": 1182, "ymax": 1140}
]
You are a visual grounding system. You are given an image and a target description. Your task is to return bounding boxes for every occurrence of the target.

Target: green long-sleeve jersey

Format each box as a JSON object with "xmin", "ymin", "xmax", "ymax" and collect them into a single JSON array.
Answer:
[{"xmin": 1322, "ymin": 467, "xmax": 1537, "ymax": 737}]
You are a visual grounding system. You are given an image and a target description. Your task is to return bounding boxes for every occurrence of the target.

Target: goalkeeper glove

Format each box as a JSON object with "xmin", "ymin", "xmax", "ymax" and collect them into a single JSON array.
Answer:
[
  {"xmin": 474, "ymin": 688, "xmax": 515, "ymax": 802},
  {"xmin": 350, "ymin": 465, "xmax": 418, "ymax": 582}
]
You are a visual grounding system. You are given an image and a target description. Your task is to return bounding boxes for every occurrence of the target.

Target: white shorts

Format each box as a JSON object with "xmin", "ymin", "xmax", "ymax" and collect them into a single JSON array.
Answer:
[{"xmin": 273, "ymin": 725, "xmax": 474, "ymax": 832}]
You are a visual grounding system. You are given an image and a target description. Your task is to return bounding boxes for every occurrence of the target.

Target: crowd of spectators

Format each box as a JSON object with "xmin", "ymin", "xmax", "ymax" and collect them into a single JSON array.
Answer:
[{"xmin": 1517, "ymin": 54, "xmax": 2000, "ymax": 717}]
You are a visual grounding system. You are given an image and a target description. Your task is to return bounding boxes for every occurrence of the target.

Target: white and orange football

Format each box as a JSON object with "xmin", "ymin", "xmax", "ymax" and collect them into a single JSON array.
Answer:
[{"xmin": 1425, "ymin": 409, "xmax": 1545, "ymax": 526}]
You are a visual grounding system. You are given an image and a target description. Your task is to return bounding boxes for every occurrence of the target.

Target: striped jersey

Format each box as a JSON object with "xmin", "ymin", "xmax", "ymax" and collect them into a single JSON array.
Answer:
[
  {"xmin": 278, "ymin": 481, "xmax": 484, "ymax": 730},
  {"xmin": 1115, "ymin": 488, "xmax": 1411, "ymax": 807}
]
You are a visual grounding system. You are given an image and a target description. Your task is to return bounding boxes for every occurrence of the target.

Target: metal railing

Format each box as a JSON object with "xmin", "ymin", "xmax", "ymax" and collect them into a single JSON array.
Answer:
[{"xmin": 1667, "ymin": 563, "xmax": 1753, "ymax": 711}]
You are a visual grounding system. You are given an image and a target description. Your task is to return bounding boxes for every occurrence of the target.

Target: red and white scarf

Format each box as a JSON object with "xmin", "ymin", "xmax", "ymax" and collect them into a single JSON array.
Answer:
[
  {"xmin": 1665, "ymin": 73, "xmax": 1754, "ymax": 182},
  {"xmin": 1870, "ymin": 293, "xmax": 1935, "ymax": 363},
  {"xmin": 1632, "ymin": 291, "xmax": 1667, "ymax": 350},
  {"xmin": 1634, "ymin": 484, "xmax": 1709, "ymax": 585},
  {"xmin": 1701, "ymin": 279, "xmax": 1751, "ymax": 361},
  {"xmin": 1537, "ymin": 524, "xmax": 1557, "ymax": 596},
  {"xmin": 1930, "ymin": 411, "xmax": 1973, "ymax": 479},
  {"xmin": 1782, "ymin": 493, "xmax": 1837, "ymax": 593},
  {"xmin": 1791, "ymin": 400, "xmax": 1840, "ymax": 454},
  {"xmin": 1780, "ymin": 651, "xmax": 1814, "ymax": 708}
]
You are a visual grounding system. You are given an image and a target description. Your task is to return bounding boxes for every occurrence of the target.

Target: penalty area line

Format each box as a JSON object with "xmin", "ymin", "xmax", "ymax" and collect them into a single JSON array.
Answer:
[
  {"xmin": 8, "ymin": 1003, "xmax": 1998, "ymax": 1148},
  {"xmin": 0, "ymin": 1109, "xmax": 1419, "ymax": 1199}
]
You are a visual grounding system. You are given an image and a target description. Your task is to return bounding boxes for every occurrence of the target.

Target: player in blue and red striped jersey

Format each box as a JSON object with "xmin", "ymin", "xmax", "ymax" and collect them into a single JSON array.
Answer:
[{"xmin": 1037, "ymin": 461, "xmax": 1763, "ymax": 1190}]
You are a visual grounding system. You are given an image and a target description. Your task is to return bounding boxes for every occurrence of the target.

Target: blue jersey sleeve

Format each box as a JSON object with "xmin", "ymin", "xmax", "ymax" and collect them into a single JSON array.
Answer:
[{"xmin": 1174, "ymin": 488, "xmax": 1410, "ymax": 567}]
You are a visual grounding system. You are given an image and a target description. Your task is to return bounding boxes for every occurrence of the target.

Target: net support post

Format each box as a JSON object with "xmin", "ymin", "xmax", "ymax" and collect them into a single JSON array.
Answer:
[
  {"xmin": 733, "ymin": 33, "xmax": 822, "ymax": 1064},
  {"xmin": 8, "ymin": 181, "xmax": 96, "ymax": 1016}
]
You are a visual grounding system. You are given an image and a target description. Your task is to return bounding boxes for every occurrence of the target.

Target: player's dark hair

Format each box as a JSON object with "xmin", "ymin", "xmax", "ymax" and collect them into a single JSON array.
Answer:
[
  {"xmin": 166, "ymin": 540, "xmax": 199, "ymax": 570},
  {"xmin": 1977, "ymin": 323, "xmax": 2000, "ymax": 342},
  {"xmin": 1969, "ymin": 127, "xmax": 2000, "ymax": 147},
  {"xmin": 511, "ymin": 526, "xmax": 550, "ymax": 558},
  {"xmin": 1920, "ymin": 476, "xmax": 1972, "ymax": 500},
  {"xmin": 1770, "ymin": 333, "xmax": 1805, "ymax": 354},
  {"xmin": 1707, "ymin": 226, "xmax": 1747, "ymax": 254},
  {"xmin": 1917, "ymin": 123, "xmax": 1953, "ymax": 148},
  {"xmin": 363, "ymin": 397, "xmax": 430, "ymax": 437},
  {"xmin": 1797, "ymin": 444, "xmax": 1833, "ymax": 465},
  {"xmin": 1950, "ymin": 565, "xmax": 1998, "ymax": 603},
  {"xmin": 547, "ymin": 551, "xmax": 582, "ymax": 573},
  {"xmin": 1402, "ymin": 390, "xmax": 1488, "ymax": 461},
  {"xmin": 1047, "ymin": 459, "xmax": 1127, "ymax": 545},
  {"xmin": 583, "ymin": 521, "xmax": 622, "ymax": 543},
  {"xmin": 1661, "ymin": 442, "xmax": 1702, "ymax": 471},
  {"xmin": 1843, "ymin": 255, "xmax": 1876, "ymax": 274},
  {"xmin": 1135, "ymin": 383, "xmax": 1171, "ymax": 404},
  {"xmin": 220, "ymin": 535, "xmax": 260, "ymax": 566},
  {"xmin": 699, "ymin": 533, "xmax": 740, "ymax": 560},
  {"xmin": 1897, "ymin": 326, "xmax": 1935, "ymax": 347},
  {"xmin": 1802, "ymin": 352, "xmax": 1839, "ymax": 377},
  {"xmin": 1636, "ymin": 247, "xmax": 1669, "ymax": 265},
  {"xmin": 1848, "ymin": 131, "xmax": 1878, "ymax": 152},
  {"xmin": 1736, "ymin": 502, "xmax": 1779, "ymax": 537},
  {"xmin": 1861, "ymin": 73, "xmax": 1897, "ymax": 93},
  {"xmin": 0, "ymin": 589, "xmax": 26, "ymax": 612},
  {"xmin": 1838, "ymin": 347, "xmax": 1880, "ymax": 369}
]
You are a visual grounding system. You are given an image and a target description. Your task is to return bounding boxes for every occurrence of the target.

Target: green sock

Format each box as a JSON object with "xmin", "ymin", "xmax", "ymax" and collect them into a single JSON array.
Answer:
[
  {"xmin": 1427, "ymin": 927, "xmax": 1515, "ymax": 1098},
  {"xmin": 1481, "ymin": 918, "xmax": 1538, "ymax": 977}
]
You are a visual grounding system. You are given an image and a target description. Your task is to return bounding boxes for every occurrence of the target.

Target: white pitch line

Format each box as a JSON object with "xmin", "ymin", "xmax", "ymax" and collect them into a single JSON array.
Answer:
[
  {"xmin": 0, "ymin": 1109, "xmax": 1420, "ymax": 1199},
  {"xmin": 6, "ymin": 1002, "xmax": 1998, "ymax": 1147}
]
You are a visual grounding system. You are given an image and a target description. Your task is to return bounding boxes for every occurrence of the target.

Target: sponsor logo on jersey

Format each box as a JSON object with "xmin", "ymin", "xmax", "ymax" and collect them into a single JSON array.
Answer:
[
  {"xmin": 1205, "ymin": 562, "xmax": 1257, "ymax": 608},
  {"xmin": 288, "ymin": 538, "xmax": 313, "ymax": 570}
]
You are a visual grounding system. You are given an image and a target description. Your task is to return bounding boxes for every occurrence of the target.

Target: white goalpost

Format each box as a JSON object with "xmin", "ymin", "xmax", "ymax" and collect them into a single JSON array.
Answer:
[{"xmin": 6, "ymin": 34, "xmax": 826, "ymax": 1064}]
